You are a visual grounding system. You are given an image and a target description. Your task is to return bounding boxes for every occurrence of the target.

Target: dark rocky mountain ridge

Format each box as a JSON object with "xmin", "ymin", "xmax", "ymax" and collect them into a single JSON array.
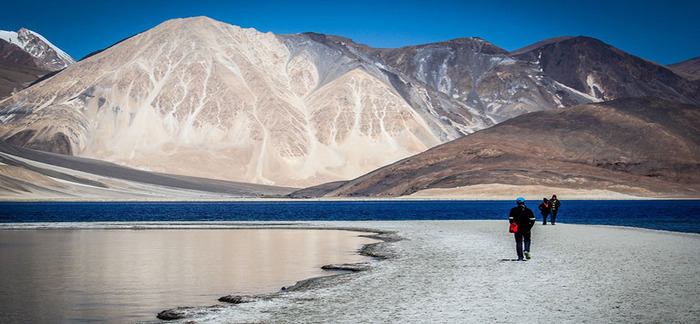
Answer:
[
  {"xmin": 512, "ymin": 36, "xmax": 699, "ymax": 105},
  {"xmin": 321, "ymin": 98, "xmax": 700, "ymax": 198},
  {"xmin": 0, "ymin": 40, "xmax": 54, "ymax": 99},
  {"xmin": 1, "ymin": 39, "xmax": 46, "ymax": 68},
  {"xmin": 281, "ymin": 32, "xmax": 700, "ymax": 134},
  {"xmin": 0, "ymin": 28, "xmax": 75, "ymax": 100}
]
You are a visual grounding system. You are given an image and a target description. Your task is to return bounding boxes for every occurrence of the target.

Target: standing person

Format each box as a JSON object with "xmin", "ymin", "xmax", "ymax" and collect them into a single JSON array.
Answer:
[
  {"xmin": 538, "ymin": 198, "xmax": 550, "ymax": 225},
  {"xmin": 550, "ymin": 195, "xmax": 561, "ymax": 225},
  {"xmin": 509, "ymin": 197, "xmax": 536, "ymax": 261}
]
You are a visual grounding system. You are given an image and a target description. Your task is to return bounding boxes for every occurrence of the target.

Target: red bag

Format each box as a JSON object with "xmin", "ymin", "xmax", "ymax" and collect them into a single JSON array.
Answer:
[{"xmin": 509, "ymin": 222, "xmax": 518, "ymax": 233}]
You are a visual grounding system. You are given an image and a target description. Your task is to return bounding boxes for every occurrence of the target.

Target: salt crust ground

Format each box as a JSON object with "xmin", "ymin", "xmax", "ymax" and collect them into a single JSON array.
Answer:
[{"xmin": 135, "ymin": 220, "xmax": 699, "ymax": 324}]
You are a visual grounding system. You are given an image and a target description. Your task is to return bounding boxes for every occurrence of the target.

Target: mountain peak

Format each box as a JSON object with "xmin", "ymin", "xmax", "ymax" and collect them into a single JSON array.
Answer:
[
  {"xmin": 159, "ymin": 16, "xmax": 224, "ymax": 28},
  {"xmin": 155, "ymin": 16, "xmax": 265, "ymax": 36},
  {"xmin": 444, "ymin": 37, "xmax": 508, "ymax": 54},
  {"xmin": 509, "ymin": 36, "xmax": 616, "ymax": 56},
  {"xmin": 392, "ymin": 36, "xmax": 508, "ymax": 55},
  {"xmin": 668, "ymin": 56, "xmax": 700, "ymax": 80},
  {"xmin": 510, "ymin": 36, "xmax": 574, "ymax": 55}
]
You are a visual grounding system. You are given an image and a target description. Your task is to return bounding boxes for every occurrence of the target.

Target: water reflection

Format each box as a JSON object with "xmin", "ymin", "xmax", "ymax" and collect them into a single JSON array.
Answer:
[{"xmin": 0, "ymin": 229, "xmax": 376, "ymax": 323}]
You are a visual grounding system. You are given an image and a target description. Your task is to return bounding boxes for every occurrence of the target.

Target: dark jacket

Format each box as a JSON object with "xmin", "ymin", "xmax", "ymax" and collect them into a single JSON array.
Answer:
[
  {"xmin": 509, "ymin": 205, "xmax": 536, "ymax": 233},
  {"xmin": 538, "ymin": 202, "xmax": 551, "ymax": 216}
]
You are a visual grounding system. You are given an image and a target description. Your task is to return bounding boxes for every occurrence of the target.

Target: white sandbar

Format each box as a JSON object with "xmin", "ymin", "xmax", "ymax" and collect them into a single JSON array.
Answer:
[{"xmin": 175, "ymin": 220, "xmax": 699, "ymax": 323}]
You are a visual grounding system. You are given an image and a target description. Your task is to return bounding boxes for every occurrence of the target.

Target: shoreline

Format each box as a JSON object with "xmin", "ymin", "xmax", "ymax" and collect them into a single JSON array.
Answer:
[
  {"xmin": 157, "ymin": 227, "xmax": 403, "ymax": 321},
  {"xmin": 150, "ymin": 221, "xmax": 700, "ymax": 323},
  {"xmin": 2, "ymin": 183, "xmax": 699, "ymax": 202}
]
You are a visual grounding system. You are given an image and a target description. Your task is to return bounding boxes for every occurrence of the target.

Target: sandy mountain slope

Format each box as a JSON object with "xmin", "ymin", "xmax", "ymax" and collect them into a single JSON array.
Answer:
[
  {"xmin": 0, "ymin": 17, "xmax": 443, "ymax": 187},
  {"xmin": 323, "ymin": 98, "xmax": 700, "ymax": 198}
]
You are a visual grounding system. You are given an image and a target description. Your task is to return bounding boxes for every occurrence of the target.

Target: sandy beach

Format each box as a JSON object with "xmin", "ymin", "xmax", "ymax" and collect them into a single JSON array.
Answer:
[{"xmin": 151, "ymin": 220, "xmax": 699, "ymax": 323}]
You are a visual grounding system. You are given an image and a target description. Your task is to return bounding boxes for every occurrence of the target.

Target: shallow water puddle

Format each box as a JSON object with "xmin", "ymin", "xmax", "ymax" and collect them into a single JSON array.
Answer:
[{"xmin": 0, "ymin": 229, "xmax": 376, "ymax": 323}]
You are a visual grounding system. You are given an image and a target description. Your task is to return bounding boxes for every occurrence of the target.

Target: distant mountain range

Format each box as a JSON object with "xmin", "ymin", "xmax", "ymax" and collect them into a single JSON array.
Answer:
[{"xmin": 0, "ymin": 17, "xmax": 698, "ymax": 199}]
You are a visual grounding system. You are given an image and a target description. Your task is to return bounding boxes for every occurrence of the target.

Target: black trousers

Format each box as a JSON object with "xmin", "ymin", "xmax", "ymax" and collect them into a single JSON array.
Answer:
[
  {"xmin": 514, "ymin": 231, "xmax": 531, "ymax": 260},
  {"xmin": 551, "ymin": 209, "xmax": 558, "ymax": 224}
]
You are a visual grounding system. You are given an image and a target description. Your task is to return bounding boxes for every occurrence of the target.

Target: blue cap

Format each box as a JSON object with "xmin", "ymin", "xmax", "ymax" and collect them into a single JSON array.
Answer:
[{"xmin": 516, "ymin": 197, "xmax": 525, "ymax": 203}]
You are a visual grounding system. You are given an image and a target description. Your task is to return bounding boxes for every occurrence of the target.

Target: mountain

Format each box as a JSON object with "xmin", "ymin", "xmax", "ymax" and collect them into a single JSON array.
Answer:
[
  {"xmin": 0, "ymin": 28, "xmax": 75, "ymax": 71},
  {"xmin": 364, "ymin": 36, "xmax": 594, "ymax": 123},
  {"xmin": 511, "ymin": 36, "xmax": 700, "ymax": 105},
  {"xmin": 0, "ymin": 17, "xmax": 697, "ymax": 190},
  {"xmin": 321, "ymin": 98, "xmax": 700, "ymax": 198},
  {"xmin": 0, "ymin": 41, "xmax": 51, "ymax": 99},
  {"xmin": 0, "ymin": 28, "xmax": 75, "ymax": 100},
  {"xmin": 0, "ymin": 17, "xmax": 448, "ymax": 187},
  {"xmin": 668, "ymin": 57, "xmax": 700, "ymax": 81}
]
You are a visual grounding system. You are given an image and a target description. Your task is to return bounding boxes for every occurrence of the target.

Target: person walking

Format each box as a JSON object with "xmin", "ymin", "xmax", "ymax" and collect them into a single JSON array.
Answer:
[
  {"xmin": 550, "ymin": 195, "xmax": 561, "ymax": 225},
  {"xmin": 509, "ymin": 197, "xmax": 536, "ymax": 261},
  {"xmin": 538, "ymin": 198, "xmax": 551, "ymax": 225}
]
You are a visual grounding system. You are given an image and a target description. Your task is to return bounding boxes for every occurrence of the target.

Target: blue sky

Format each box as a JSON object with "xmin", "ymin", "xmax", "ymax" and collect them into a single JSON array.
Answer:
[{"xmin": 2, "ymin": 0, "xmax": 698, "ymax": 64}]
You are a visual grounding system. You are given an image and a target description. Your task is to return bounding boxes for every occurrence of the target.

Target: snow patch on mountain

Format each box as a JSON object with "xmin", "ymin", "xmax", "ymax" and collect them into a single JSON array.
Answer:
[{"xmin": 0, "ymin": 28, "xmax": 75, "ymax": 70}]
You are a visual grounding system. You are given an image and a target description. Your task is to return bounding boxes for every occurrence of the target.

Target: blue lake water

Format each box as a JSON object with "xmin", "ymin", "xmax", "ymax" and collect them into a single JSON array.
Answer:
[{"xmin": 1, "ymin": 200, "xmax": 698, "ymax": 233}]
